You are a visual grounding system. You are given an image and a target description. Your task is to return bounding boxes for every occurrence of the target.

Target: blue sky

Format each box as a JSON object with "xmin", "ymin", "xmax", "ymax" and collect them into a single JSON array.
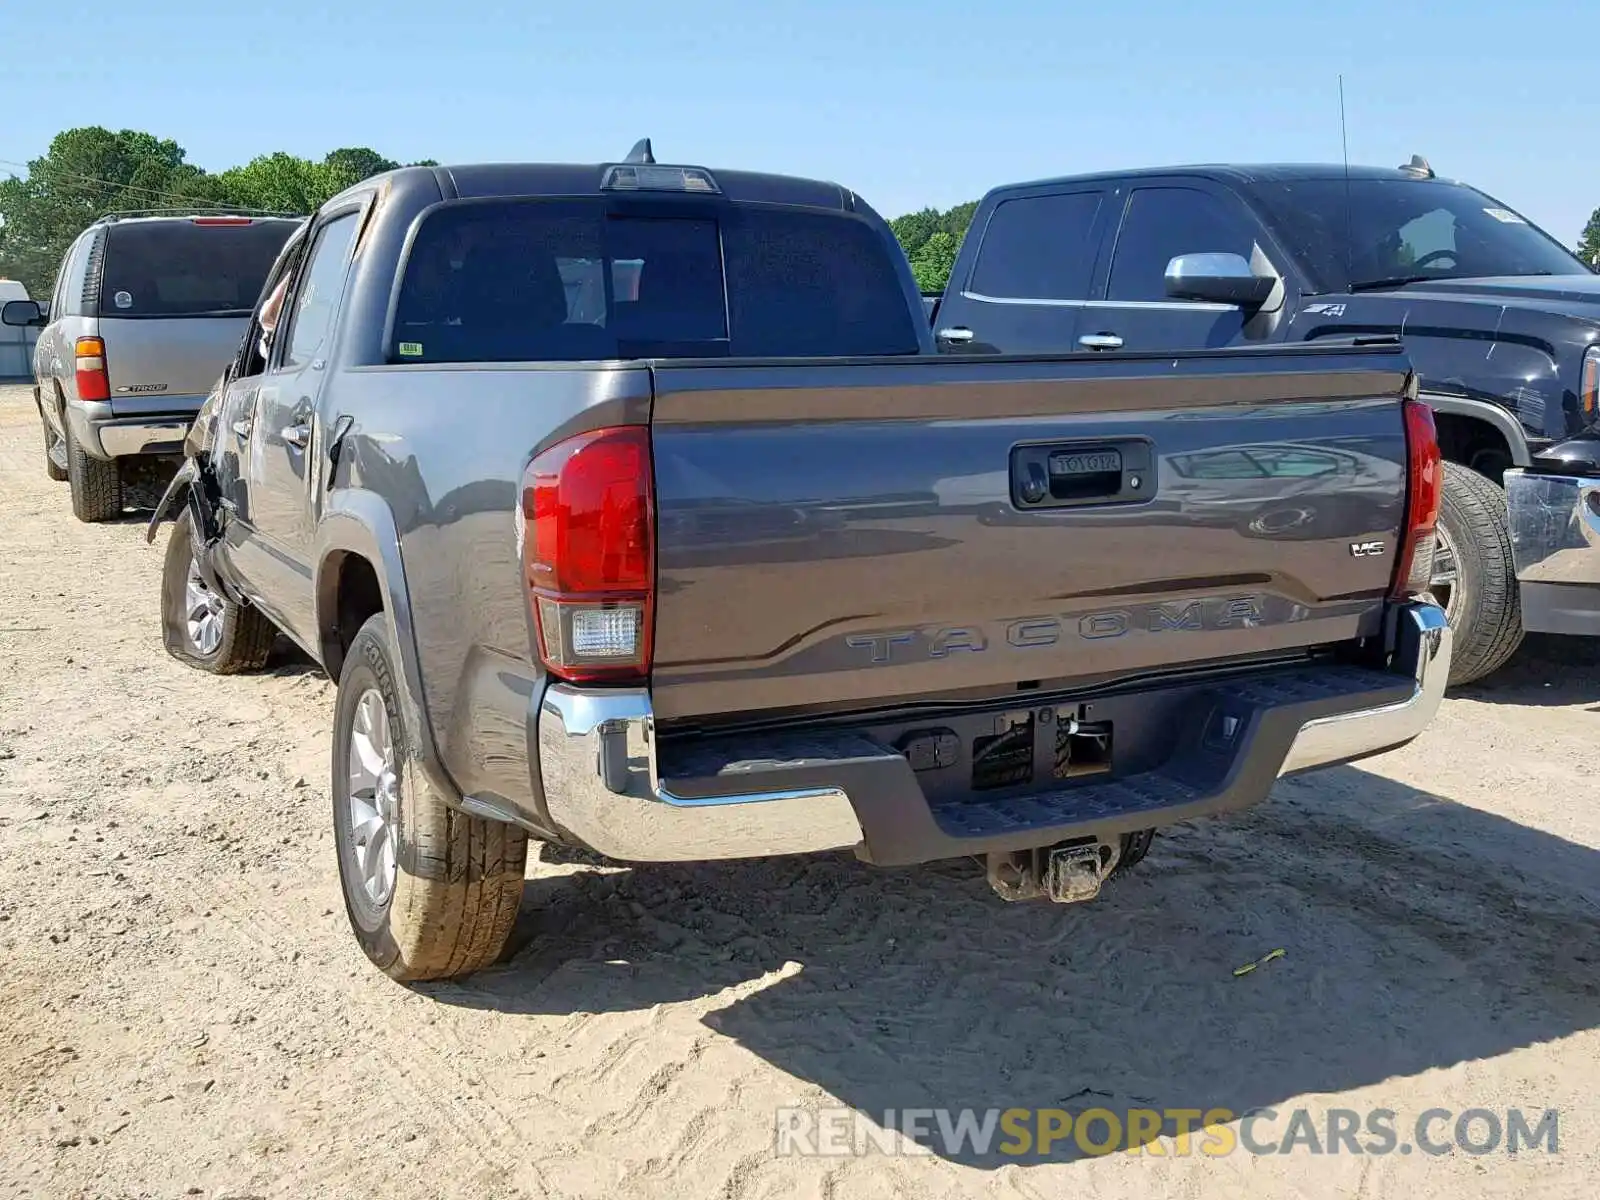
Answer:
[{"xmin": 6, "ymin": 0, "xmax": 1597, "ymax": 243}]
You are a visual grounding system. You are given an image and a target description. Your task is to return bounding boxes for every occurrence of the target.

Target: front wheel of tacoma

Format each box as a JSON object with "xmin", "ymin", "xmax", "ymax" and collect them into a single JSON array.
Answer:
[
  {"xmin": 160, "ymin": 509, "xmax": 276, "ymax": 674},
  {"xmin": 1429, "ymin": 464, "xmax": 1523, "ymax": 686},
  {"xmin": 333, "ymin": 614, "xmax": 527, "ymax": 982}
]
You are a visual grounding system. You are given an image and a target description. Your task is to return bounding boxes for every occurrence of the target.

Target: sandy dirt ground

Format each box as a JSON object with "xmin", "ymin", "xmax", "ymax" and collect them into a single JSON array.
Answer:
[{"xmin": 0, "ymin": 382, "xmax": 1595, "ymax": 1199}]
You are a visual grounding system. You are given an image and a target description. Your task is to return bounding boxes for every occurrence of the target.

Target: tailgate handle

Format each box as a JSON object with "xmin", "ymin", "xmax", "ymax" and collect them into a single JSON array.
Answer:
[{"xmin": 1011, "ymin": 439, "xmax": 1156, "ymax": 510}]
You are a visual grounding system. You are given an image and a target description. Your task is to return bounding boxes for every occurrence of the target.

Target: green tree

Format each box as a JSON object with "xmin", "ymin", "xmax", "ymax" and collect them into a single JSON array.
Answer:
[
  {"xmin": 0, "ymin": 126, "xmax": 225, "ymax": 295},
  {"xmin": 936, "ymin": 200, "xmax": 979, "ymax": 240},
  {"xmin": 322, "ymin": 147, "xmax": 400, "ymax": 191},
  {"xmin": 889, "ymin": 207, "xmax": 943, "ymax": 259},
  {"xmin": 888, "ymin": 200, "xmax": 979, "ymax": 294},
  {"xmin": 1579, "ymin": 206, "xmax": 1600, "ymax": 267},
  {"xmin": 907, "ymin": 230, "xmax": 960, "ymax": 293},
  {"xmin": 215, "ymin": 153, "xmax": 336, "ymax": 214},
  {"xmin": 0, "ymin": 129, "xmax": 423, "ymax": 296}
]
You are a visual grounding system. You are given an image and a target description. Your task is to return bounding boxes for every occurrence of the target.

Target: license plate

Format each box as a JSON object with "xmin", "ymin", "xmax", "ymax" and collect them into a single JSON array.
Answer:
[{"xmin": 1049, "ymin": 449, "xmax": 1122, "ymax": 476}]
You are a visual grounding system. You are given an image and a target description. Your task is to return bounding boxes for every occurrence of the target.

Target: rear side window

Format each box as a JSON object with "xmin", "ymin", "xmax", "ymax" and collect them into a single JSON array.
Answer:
[
  {"xmin": 969, "ymin": 192, "xmax": 1103, "ymax": 300},
  {"xmin": 390, "ymin": 199, "xmax": 918, "ymax": 363},
  {"xmin": 98, "ymin": 220, "xmax": 297, "ymax": 318},
  {"xmin": 1107, "ymin": 188, "xmax": 1260, "ymax": 302}
]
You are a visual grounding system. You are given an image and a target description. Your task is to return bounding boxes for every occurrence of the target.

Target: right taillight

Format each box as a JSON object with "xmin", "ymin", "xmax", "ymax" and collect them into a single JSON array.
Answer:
[
  {"xmin": 1391, "ymin": 399, "xmax": 1443, "ymax": 600},
  {"xmin": 74, "ymin": 336, "xmax": 110, "ymax": 402},
  {"xmin": 519, "ymin": 426, "xmax": 655, "ymax": 684}
]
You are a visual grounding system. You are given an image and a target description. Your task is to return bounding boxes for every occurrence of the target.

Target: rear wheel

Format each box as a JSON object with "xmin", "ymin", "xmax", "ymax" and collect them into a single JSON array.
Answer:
[
  {"xmin": 333, "ymin": 614, "xmax": 528, "ymax": 982},
  {"xmin": 160, "ymin": 508, "xmax": 276, "ymax": 674},
  {"xmin": 64, "ymin": 422, "xmax": 122, "ymax": 522},
  {"xmin": 1429, "ymin": 464, "xmax": 1523, "ymax": 686}
]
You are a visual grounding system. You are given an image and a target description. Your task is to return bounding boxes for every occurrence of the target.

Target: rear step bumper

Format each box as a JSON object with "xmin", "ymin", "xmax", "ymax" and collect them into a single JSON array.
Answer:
[{"xmin": 535, "ymin": 600, "xmax": 1449, "ymax": 865}]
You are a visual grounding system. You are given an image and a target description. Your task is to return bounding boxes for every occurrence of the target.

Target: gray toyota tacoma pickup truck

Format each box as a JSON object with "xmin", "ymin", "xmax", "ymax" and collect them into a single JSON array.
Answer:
[{"xmin": 148, "ymin": 145, "xmax": 1451, "ymax": 982}]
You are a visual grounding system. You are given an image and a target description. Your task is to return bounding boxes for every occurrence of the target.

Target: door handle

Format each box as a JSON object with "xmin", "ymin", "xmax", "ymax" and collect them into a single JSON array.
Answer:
[
  {"xmin": 937, "ymin": 326, "xmax": 975, "ymax": 344},
  {"xmin": 1078, "ymin": 333, "xmax": 1124, "ymax": 351},
  {"xmin": 281, "ymin": 421, "xmax": 311, "ymax": 448},
  {"xmin": 231, "ymin": 418, "xmax": 252, "ymax": 440}
]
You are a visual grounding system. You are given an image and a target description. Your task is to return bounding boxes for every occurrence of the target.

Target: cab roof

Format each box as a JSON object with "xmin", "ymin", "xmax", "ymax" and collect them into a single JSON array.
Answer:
[
  {"xmin": 989, "ymin": 163, "xmax": 1466, "ymax": 196},
  {"xmin": 337, "ymin": 161, "xmax": 864, "ymax": 214}
]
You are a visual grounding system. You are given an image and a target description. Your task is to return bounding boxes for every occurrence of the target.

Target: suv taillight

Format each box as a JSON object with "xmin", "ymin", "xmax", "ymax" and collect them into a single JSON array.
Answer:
[
  {"xmin": 74, "ymin": 337, "xmax": 110, "ymax": 402},
  {"xmin": 519, "ymin": 426, "xmax": 655, "ymax": 684},
  {"xmin": 1391, "ymin": 399, "xmax": 1443, "ymax": 599}
]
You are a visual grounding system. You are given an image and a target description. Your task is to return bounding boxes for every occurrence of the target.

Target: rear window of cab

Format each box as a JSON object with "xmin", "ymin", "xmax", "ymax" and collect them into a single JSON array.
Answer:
[{"xmin": 387, "ymin": 198, "xmax": 920, "ymax": 362}]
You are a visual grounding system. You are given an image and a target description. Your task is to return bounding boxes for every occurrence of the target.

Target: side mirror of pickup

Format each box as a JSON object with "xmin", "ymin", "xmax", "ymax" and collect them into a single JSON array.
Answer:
[
  {"xmin": 1, "ymin": 299, "xmax": 46, "ymax": 328},
  {"xmin": 1165, "ymin": 253, "xmax": 1277, "ymax": 307}
]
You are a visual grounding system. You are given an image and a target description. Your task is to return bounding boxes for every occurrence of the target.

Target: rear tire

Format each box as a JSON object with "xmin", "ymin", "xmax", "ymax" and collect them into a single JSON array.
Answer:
[
  {"xmin": 1431, "ymin": 464, "xmax": 1523, "ymax": 686},
  {"xmin": 64, "ymin": 422, "xmax": 122, "ymax": 522},
  {"xmin": 160, "ymin": 508, "xmax": 276, "ymax": 674},
  {"xmin": 333, "ymin": 614, "xmax": 527, "ymax": 982},
  {"xmin": 40, "ymin": 412, "xmax": 67, "ymax": 482}
]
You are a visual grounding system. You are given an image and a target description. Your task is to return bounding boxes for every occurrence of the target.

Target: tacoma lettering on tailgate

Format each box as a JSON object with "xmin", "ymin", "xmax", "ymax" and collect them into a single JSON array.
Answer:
[{"xmin": 845, "ymin": 596, "xmax": 1268, "ymax": 664}]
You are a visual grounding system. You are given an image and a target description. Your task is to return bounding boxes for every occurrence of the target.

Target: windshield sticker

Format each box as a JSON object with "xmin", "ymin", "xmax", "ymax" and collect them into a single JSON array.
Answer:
[
  {"xmin": 1483, "ymin": 207, "xmax": 1527, "ymax": 224},
  {"xmin": 113, "ymin": 291, "xmax": 133, "ymax": 309},
  {"xmin": 397, "ymin": 341, "xmax": 424, "ymax": 357}
]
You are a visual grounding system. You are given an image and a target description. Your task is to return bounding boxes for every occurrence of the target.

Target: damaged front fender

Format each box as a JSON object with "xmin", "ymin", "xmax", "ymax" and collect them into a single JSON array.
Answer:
[{"xmin": 145, "ymin": 458, "xmax": 199, "ymax": 545}]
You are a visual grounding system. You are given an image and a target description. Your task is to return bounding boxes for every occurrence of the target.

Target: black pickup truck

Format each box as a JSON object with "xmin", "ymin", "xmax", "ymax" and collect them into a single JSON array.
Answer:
[
  {"xmin": 149, "ymin": 146, "xmax": 1449, "ymax": 981},
  {"xmin": 929, "ymin": 158, "xmax": 1600, "ymax": 684}
]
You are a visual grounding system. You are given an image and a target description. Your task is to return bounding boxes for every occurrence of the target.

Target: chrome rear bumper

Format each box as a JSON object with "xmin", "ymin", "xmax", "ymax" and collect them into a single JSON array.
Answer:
[
  {"xmin": 536, "ymin": 601, "xmax": 1450, "ymax": 864},
  {"xmin": 1276, "ymin": 601, "xmax": 1450, "ymax": 774},
  {"xmin": 536, "ymin": 688, "xmax": 864, "ymax": 862},
  {"xmin": 96, "ymin": 419, "xmax": 191, "ymax": 458},
  {"xmin": 66, "ymin": 398, "xmax": 200, "ymax": 459}
]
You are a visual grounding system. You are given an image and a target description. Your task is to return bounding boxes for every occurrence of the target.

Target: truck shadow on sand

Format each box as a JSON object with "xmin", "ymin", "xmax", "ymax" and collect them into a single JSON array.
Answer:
[{"xmin": 425, "ymin": 765, "xmax": 1599, "ymax": 1167}]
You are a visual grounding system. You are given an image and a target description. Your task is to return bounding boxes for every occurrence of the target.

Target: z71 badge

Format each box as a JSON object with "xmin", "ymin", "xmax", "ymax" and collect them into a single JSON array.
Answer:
[{"xmin": 1349, "ymin": 540, "xmax": 1385, "ymax": 557}]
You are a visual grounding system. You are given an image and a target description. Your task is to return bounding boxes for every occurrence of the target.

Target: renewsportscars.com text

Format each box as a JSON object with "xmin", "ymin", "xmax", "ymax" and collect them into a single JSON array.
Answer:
[{"xmin": 775, "ymin": 1106, "xmax": 1560, "ymax": 1159}]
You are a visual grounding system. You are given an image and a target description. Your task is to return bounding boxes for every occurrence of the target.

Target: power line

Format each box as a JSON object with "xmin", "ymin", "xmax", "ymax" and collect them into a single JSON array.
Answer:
[{"xmin": 0, "ymin": 156, "xmax": 276, "ymax": 214}]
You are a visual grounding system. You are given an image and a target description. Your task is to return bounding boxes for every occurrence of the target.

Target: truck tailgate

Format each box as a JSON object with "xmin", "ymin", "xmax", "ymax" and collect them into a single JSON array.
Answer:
[{"xmin": 647, "ymin": 345, "xmax": 1412, "ymax": 726}]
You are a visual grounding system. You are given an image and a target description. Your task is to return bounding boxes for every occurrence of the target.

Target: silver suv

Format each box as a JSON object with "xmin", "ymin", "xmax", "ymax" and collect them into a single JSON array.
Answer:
[{"xmin": 1, "ymin": 212, "xmax": 299, "ymax": 522}]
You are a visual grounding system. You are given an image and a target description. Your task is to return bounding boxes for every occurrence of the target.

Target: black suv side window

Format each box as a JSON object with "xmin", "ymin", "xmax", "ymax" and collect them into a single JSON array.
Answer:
[
  {"xmin": 1107, "ymin": 188, "xmax": 1260, "ymax": 302},
  {"xmin": 968, "ymin": 192, "xmax": 1103, "ymax": 300},
  {"xmin": 280, "ymin": 213, "xmax": 360, "ymax": 370}
]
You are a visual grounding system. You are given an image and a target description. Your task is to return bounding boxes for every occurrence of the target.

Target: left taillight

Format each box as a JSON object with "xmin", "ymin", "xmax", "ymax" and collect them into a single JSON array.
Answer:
[
  {"xmin": 74, "ymin": 336, "xmax": 109, "ymax": 402},
  {"xmin": 518, "ymin": 426, "xmax": 655, "ymax": 684},
  {"xmin": 1391, "ymin": 399, "xmax": 1443, "ymax": 600}
]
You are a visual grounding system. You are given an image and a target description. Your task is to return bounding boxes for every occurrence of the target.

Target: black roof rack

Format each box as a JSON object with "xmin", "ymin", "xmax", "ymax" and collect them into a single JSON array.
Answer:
[{"xmin": 90, "ymin": 207, "xmax": 304, "ymax": 225}]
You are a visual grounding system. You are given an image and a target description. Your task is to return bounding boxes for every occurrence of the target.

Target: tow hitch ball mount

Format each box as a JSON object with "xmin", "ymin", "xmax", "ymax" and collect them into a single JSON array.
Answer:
[{"xmin": 986, "ymin": 839, "xmax": 1122, "ymax": 905}]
